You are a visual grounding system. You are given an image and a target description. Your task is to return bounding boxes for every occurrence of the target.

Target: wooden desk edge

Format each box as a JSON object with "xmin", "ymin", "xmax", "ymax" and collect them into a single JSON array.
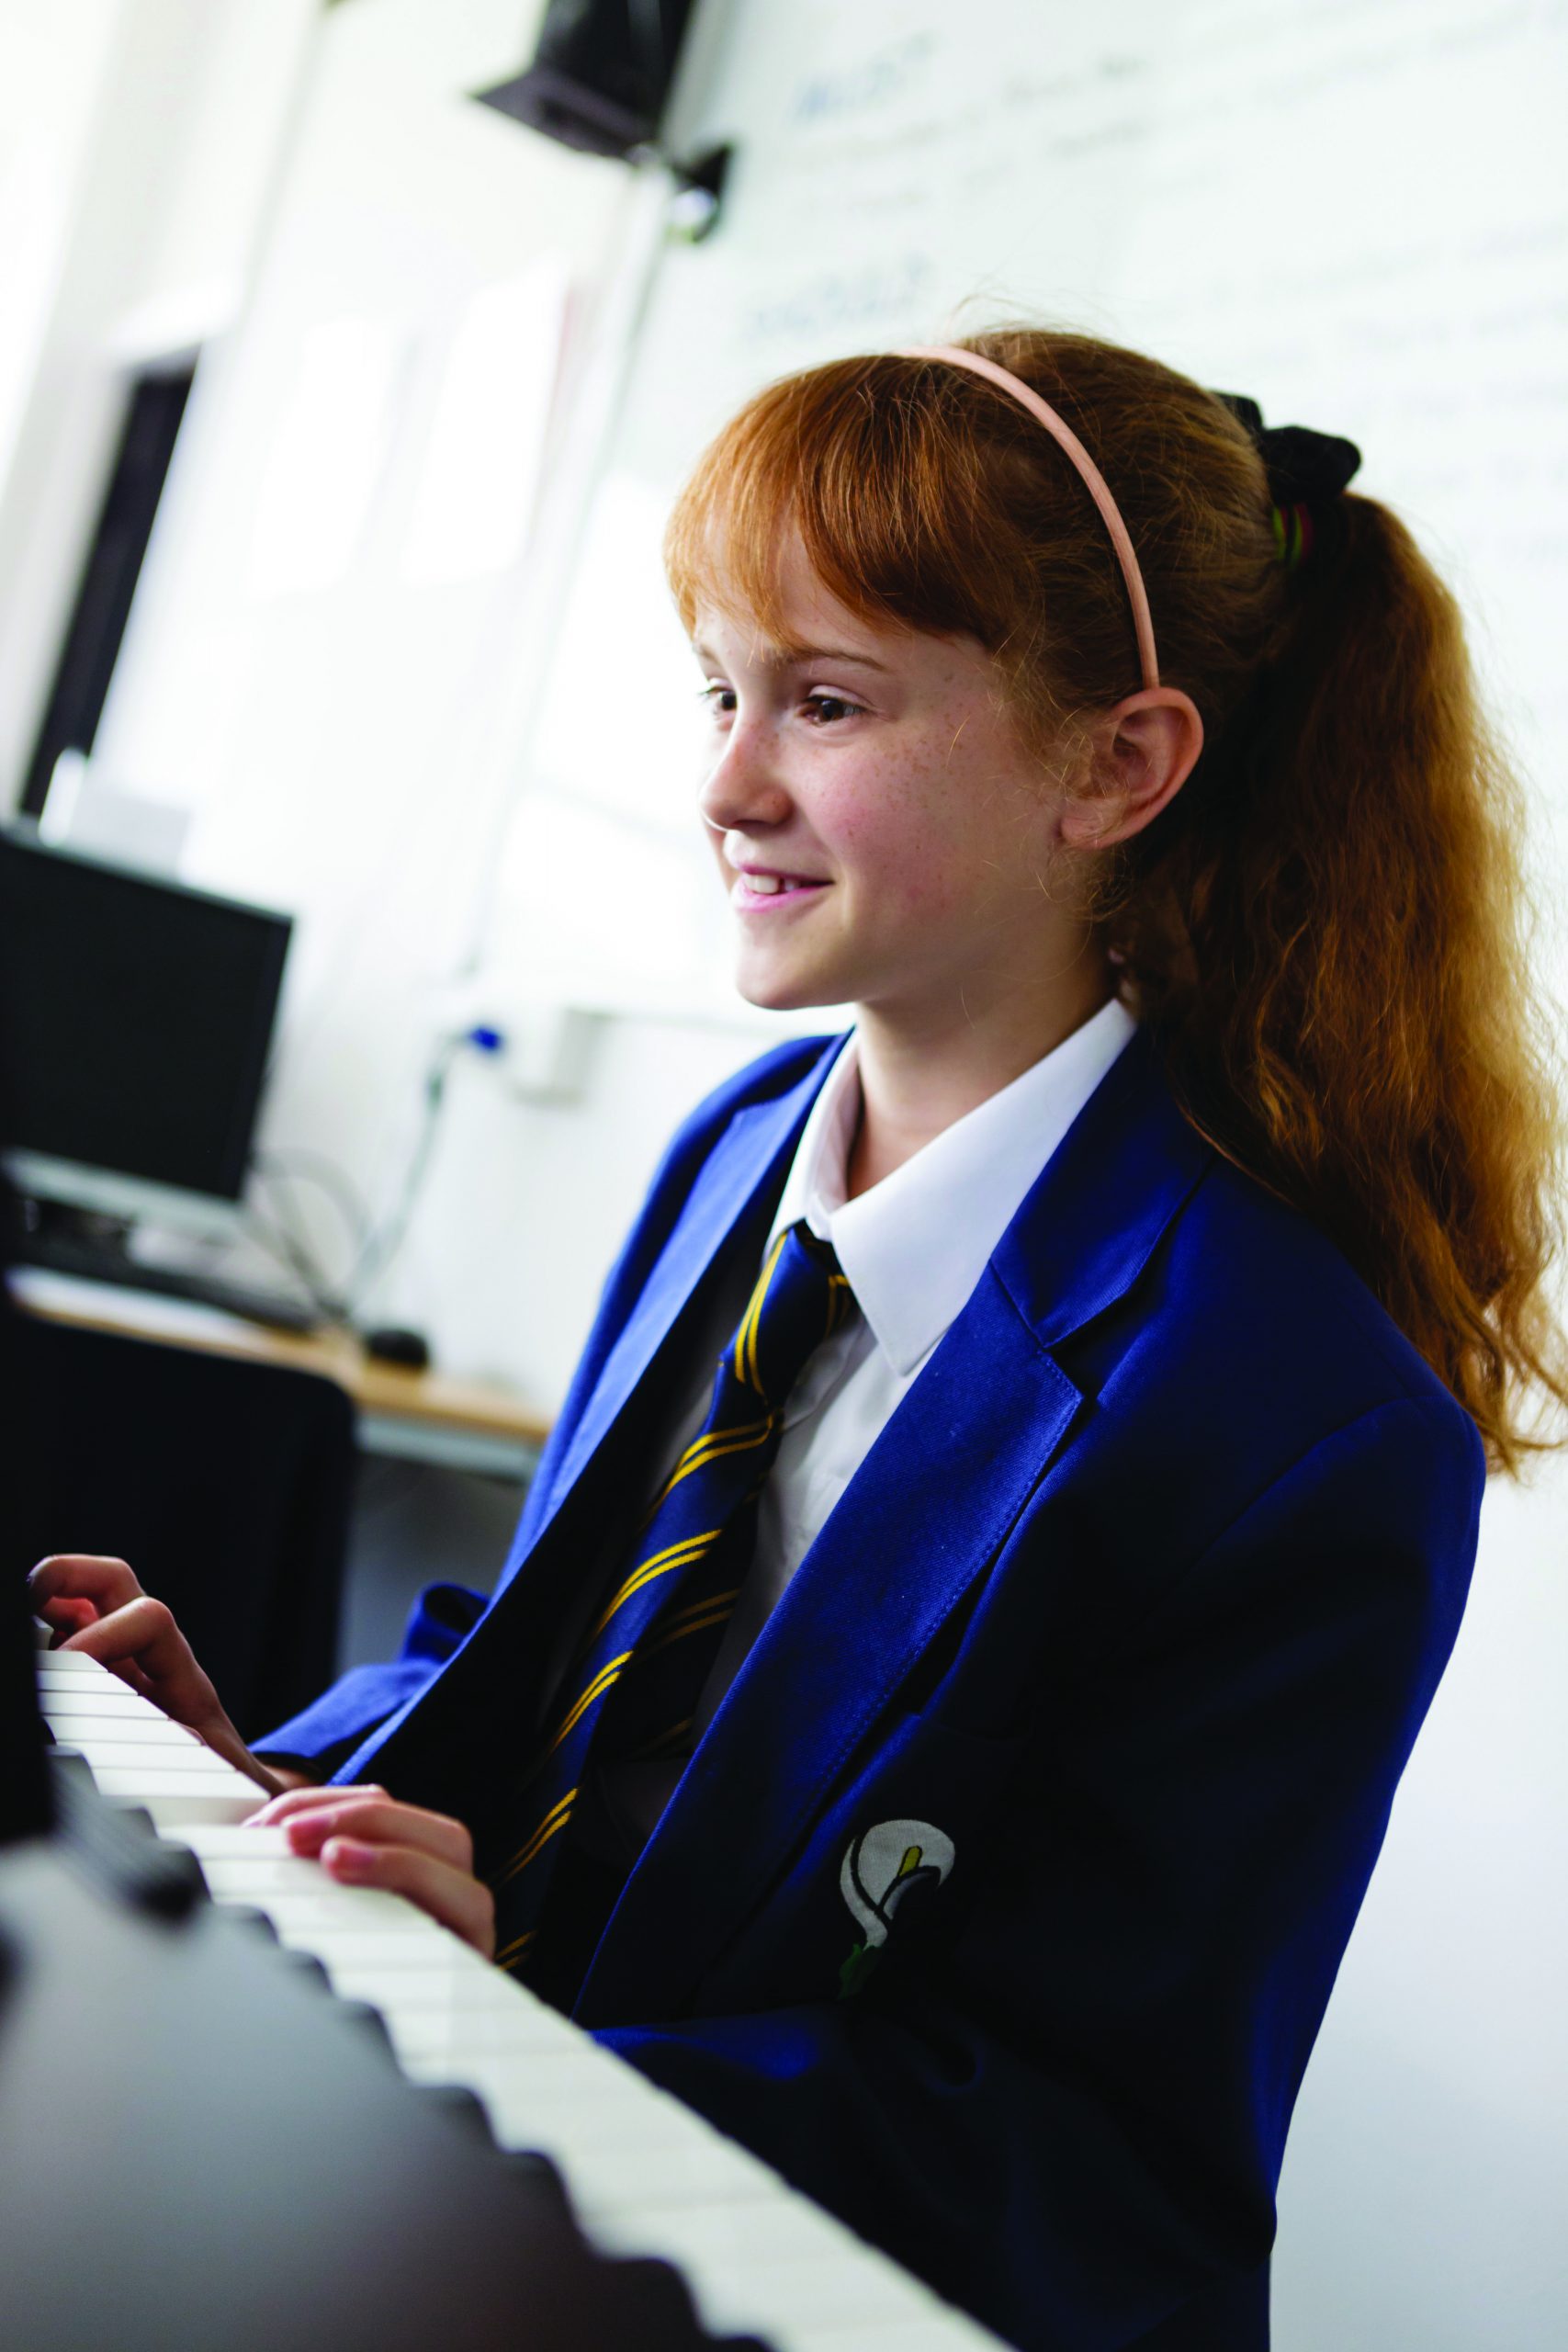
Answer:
[{"xmin": 14, "ymin": 1292, "xmax": 553, "ymax": 1448}]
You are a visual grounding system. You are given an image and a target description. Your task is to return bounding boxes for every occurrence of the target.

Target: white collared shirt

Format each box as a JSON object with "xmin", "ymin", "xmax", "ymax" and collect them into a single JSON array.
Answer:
[{"xmin": 602, "ymin": 992, "xmax": 1139, "ymax": 1849}]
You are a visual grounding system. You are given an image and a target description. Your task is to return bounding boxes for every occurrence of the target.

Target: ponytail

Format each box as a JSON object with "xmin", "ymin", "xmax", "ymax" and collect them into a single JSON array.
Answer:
[{"xmin": 1102, "ymin": 491, "xmax": 1568, "ymax": 1479}]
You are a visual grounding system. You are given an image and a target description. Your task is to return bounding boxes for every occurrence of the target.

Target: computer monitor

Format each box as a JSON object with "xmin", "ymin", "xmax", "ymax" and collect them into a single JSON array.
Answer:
[{"xmin": 0, "ymin": 829, "xmax": 291, "ymax": 1240}]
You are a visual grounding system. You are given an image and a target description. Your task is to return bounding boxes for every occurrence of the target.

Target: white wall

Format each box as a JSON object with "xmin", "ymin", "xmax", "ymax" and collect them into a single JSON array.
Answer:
[
  {"xmin": 0, "ymin": 0, "xmax": 318, "ymax": 806},
  {"xmin": 1273, "ymin": 1472, "xmax": 1568, "ymax": 2347}
]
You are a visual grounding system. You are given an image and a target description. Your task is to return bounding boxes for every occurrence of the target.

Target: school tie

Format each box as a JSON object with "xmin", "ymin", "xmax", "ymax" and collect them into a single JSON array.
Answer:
[{"xmin": 490, "ymin": 1218, "xmax": 854, "ymax": 1982}]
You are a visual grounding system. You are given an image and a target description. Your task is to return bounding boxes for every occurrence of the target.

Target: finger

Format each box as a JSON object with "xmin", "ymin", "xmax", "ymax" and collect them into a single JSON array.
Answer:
[
  {"xmin": 283, "ymin": 1798, "xmax": 474, "ymax": 1875},
  {"xmin": 321, "ymin": 1838, "xmax": 495, "ymax": 1960},
  {"xmin": 28, "ymin": 1556, "xmax": 143, "ymax": 1620},
  {"xmin": 55, "ymin": 1597, "xmax": 217, "ymax": 1718},
  {"xmin": 248, "ymin": 1782, "xmax": 387, "ymax": 1829},
  {"xmin": 44, "ymin": 1623, "xmax": 157, "ymax": 1700},
  {"xmin": 36, "ymin": 1596, "xmax": 98, "ymax": 1642},
  {"xmin": 56, "ymin": 1595, "xmax": 196, "ymax": 1680}
]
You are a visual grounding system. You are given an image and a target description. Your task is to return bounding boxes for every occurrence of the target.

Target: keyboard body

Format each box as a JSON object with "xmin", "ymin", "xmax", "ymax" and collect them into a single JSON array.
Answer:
[
  {"xmin": 17, "ymin": 1638, "xmax": 1010, "ymax": 2352},
  {"xmin": 0, "ymin": 1797, "xmax": 740, "ymax": 2352}
]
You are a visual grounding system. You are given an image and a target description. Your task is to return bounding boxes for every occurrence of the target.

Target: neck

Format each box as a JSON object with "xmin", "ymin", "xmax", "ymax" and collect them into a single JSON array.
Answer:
[{"xmin": 844, "ymin": 956, "xmax": 1118, "ymax": 1201}]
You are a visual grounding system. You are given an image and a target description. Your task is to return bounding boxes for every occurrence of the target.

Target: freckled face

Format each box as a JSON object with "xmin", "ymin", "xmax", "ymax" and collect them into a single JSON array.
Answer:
[{"xmin": 694, "ymin": 542, "xmax": 1066, "ymax": 1019}]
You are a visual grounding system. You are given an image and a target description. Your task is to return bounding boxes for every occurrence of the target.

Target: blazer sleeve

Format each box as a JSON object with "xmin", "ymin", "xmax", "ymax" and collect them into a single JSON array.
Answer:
[
  {"xmin": 251, "ymin": 1579, "xmax": 488, "ymax": 1771},
  {"xmin": 594, "ymin": 1395, "xmax": 1485, "ymax": 2352}
]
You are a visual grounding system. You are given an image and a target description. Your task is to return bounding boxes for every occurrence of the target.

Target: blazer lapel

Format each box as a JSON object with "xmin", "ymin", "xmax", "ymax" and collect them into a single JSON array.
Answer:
[
  {"xmin": 574, "ymin": 1020, "xmax": 1213, "ymax": 2023},
  {"xmin": 530, "ymin": 1035, "xmax": 849, "ymax": 1548}
]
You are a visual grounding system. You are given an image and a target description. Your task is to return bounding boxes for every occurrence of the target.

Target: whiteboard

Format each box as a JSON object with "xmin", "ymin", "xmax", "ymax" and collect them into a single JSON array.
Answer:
[{"xmin": 489, "ymin": 0, "xmax": 1568, "ymax": 1021}]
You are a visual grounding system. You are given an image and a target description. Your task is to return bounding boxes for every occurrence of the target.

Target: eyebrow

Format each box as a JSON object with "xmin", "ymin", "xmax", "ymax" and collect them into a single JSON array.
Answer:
[{"xmin": 693, "ymin": 639, "xmax": 892, "ymax": 675}]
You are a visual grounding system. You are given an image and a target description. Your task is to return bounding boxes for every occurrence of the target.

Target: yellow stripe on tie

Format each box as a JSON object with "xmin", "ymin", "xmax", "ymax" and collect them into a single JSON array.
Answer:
[
  {"xmin": 496, "ymin": 1787, "xmax": 578, "ymax": 1884},
  {"xmin": 734, "ymin": 1231, "xmax": 787, "ymax": 1392},
  {"xmin": 641, "ymin": 1598, "xmax": 738, "ymax": 1658},
  {"xmin": 641, "ymin": 1415, "xmax": 775, "ymax": 1522},
  {"xmin": 628, "ymin": 1714, "xmax": 695, "ymax": 1761},
  {"xmin": 494, "ymin": 1928, "xmax": 537, "ymax": 1968},
  {"xmin": 522, "ymin": 1651, "xmax": 632, "ymax": 1785},
  {"xmin": 657, "ymin": 1586, "xmax": 740, "ymax": 1634},
  {"xmin": 665, "ymin": 1420, "xmax": 775, "ymax": 1490},
  {"xmin": 672, "ymin": 1415, "xmax": 772, "ymax": 1479},
  {"xmin": 583, "ymin": 1530, "xmax": 719, "ymax": 1646}
]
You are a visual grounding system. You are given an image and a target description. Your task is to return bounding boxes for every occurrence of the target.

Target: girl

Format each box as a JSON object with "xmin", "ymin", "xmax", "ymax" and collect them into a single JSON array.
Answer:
[{"xmin": 33, "ymin": 328, "xmax": 1568, "ymax": 2352}]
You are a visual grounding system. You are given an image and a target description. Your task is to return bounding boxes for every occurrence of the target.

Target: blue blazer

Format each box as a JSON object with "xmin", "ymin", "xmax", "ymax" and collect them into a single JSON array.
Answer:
[{"xmin": 264, "ymin": 1023, "xmax": 1486, "ymax": 2352}]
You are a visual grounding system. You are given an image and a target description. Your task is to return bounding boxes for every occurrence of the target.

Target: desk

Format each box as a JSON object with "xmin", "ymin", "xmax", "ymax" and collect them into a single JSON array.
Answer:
[{"xmin": 9, "ymin": 1271, "xmax": 550, "ymax": 1481}]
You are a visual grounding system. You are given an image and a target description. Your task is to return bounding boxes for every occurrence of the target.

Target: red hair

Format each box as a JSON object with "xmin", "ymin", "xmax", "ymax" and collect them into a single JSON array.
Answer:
[{"xmin": 665, "ymin": 327, "xmax": 1568, "ymax": 1479}]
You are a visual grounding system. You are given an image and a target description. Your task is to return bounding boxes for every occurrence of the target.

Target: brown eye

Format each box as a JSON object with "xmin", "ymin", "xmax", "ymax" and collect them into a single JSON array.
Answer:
[{"xmin": 803, "ymin": 695, "xmax": 862, "ymax": 724}]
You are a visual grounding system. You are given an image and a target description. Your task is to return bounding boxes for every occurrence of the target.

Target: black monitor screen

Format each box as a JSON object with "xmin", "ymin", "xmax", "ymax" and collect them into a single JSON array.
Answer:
[{"xmin": 0, "ymin": 832, "xmax": 291, "ymax": 1205}]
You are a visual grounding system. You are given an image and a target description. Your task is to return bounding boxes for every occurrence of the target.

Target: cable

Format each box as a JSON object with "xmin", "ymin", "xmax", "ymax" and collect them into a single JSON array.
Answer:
[
  {"xmin": 342, "ymin": 1024, "xmax": 505, "ymax": 1319},
  {"xmin": 238, "ymin": 1201, "xmax": 348, "ymax": 1326},
  {"xmin": 252, "ymin": 1147, "xmax": 373, "ymax": 1260}
]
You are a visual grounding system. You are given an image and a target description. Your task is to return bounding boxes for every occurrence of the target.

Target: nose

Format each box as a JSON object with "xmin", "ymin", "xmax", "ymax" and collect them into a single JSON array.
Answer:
[{"xmin": 697, "ymin": 709, "xmax": 793, "ymax": 843}]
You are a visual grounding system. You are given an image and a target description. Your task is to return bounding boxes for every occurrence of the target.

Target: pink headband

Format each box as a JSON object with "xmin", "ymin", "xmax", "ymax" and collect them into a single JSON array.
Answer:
[{"xmin": 894, "ymin": 344, "xmax": 1161, "ymax": 692}]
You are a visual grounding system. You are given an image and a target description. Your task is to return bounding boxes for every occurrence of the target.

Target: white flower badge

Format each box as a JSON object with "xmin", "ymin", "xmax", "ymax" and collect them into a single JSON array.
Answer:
[{"xmin": 837, "ymin": 1817, "xmax": 955, "ymax": 1997}]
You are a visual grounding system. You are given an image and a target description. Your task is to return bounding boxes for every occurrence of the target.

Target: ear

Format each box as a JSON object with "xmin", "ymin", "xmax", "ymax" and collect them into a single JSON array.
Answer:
[{"xmin": 1057, "ymin": 687, "xmax": 1204, "ymax": 848}]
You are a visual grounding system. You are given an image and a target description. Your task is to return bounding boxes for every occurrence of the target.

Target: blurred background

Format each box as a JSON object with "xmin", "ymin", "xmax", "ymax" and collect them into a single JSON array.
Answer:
[{"xmin": 1, "ymin": 3, "xmax": 1564, "ymax": 2343}]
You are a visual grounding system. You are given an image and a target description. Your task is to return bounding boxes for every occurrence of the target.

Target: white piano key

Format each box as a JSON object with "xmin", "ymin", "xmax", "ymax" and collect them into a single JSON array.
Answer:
[
  {"xmin": 39, "ymin": 1689, "xmax": 168, "ymax": 1722},
  {"xmin": 581, "ymin": 2191, "xmax": 852, "ymax": 2269},
  {"xmin": 477, "ymin": 2075, "xmax": 750, "ymax": 2160},
  {"xmin": 86, "ymin": 1771, "xmax": 263, "ymax": 1826},
  {"xmin": 380, "ymin": 2005, "xmax": 588, "ymax": 2064},
  {"xmin": 400, "ymin": 2034, "xmax": 642, "ymax": 2100},
  {"xmin": 49, "ymin": 1733, "xmax": 258, "ymax": 1774},
  {"xmin": 31, "ymin": 1651, "xmax": 130, "ymax": 1679},
  {"xmin": 643, "ymin": 2253, "xmax": 917, "ymax": 2343},
  {"xmin": 155, "ymin": 1823, "xmax": 294, "ymax": 1856},
  {"xmin": 432, "ymin": 2041, "xmax": 649, "ymax": 2098},
  {"xmin": 643, "ymin": 2238, "xmax": 962, "ymax": 2345},
  {"xmin": 319, "ymin": 1958, "xmax": 533, "ymax": 2016},
  {"xmin": 252, "ymin": 1892, "xmax": 441, "ymax": 1936},
  {"xmin": 540, "ymin": 2129, "xmax": 785, "ymax": 2216},
  {"xmin": 197, "ymin": 1856, "xmax": 381, "ymax": 1903},
  {"xmin": 269, "ymin": 1928, "xmax": 489, "ymax": 1972},
  {"xmin": 33, "ymin": 1675, "xmax": 150, "ymax": 1704},
  {"xmin": 44, "ymin": 1713, "xmax": 210, "ymax": 1748}
]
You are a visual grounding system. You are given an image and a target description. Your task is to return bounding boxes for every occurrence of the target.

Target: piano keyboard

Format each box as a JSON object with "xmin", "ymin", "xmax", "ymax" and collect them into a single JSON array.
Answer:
[{"xmin": 33, "ymin": 1637, "xmax": 1009, "ymax": 2352}]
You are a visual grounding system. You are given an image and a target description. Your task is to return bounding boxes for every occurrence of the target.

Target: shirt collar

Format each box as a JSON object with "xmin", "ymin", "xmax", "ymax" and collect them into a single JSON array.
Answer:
[{"xmin": 770, "ymin": 996, "xmax": 1141, "ymax": 1376}]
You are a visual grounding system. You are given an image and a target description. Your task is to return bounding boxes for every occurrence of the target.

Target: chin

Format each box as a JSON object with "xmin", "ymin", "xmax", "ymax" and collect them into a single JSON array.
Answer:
[{"xmin": 731, "ymin": 960, "xmax": 847, "ymax": 1015}]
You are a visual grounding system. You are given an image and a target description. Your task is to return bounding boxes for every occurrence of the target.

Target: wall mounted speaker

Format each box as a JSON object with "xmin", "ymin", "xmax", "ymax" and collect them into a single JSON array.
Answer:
[{"xmin": 475, "ymin": 0, "xmax": 702, "ymax": 161}]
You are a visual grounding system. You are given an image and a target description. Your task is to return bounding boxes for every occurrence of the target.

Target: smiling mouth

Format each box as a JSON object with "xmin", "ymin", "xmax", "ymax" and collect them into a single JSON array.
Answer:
[{"xmin": 738, "ymin": 872, "xmax": 825, "ymax": 897}]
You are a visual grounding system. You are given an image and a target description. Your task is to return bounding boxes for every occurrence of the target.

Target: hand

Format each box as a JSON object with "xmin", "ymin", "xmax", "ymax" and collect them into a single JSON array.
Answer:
[
  {"xmin": 247, "ymin": 1783, "xmax": 496, "ymax": 1962},
  {"xmin": 27, "ymin": 1553, "xmax": 288, "ymax": 1797}
]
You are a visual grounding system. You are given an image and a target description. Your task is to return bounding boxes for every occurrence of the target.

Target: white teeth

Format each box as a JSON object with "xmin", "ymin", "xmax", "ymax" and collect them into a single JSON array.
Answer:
[{"xmin": 736, "ymin": 871, "xmax": 824, "ymax": 897}]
